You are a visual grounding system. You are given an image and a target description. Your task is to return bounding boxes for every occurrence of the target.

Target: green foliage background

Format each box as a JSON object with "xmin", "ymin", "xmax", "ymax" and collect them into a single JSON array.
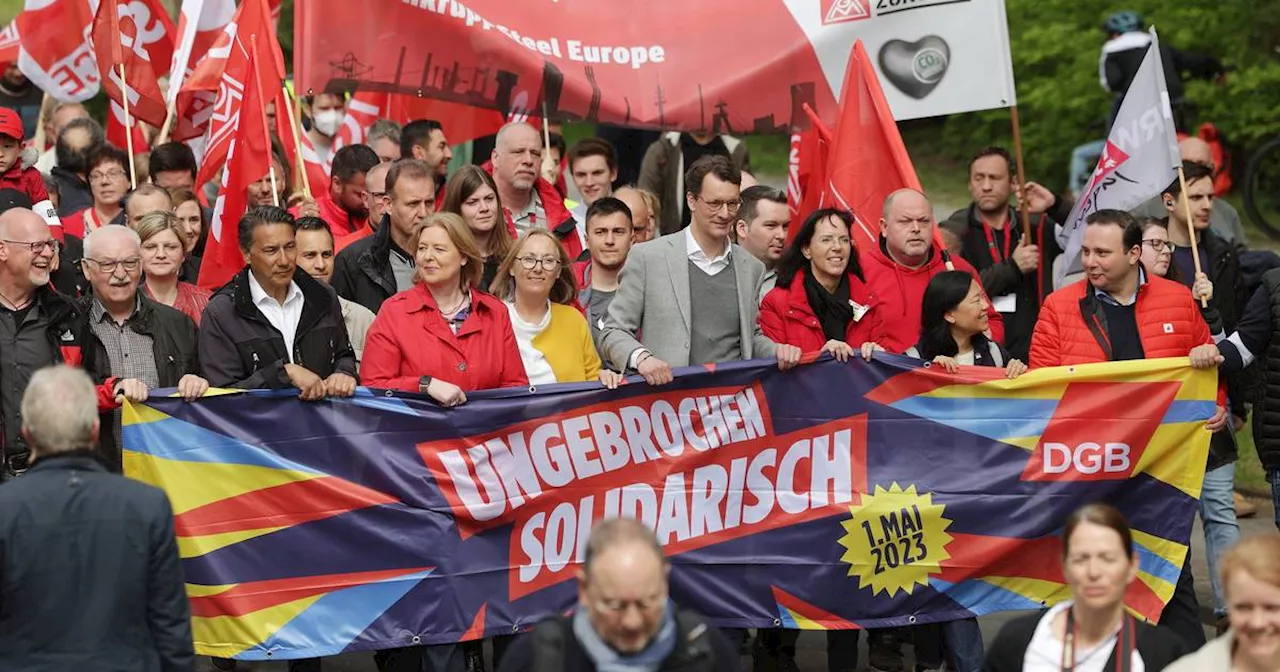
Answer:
[{"xmin": 920, "ymin": 0, "xmax": 1280, "ymax": 190}]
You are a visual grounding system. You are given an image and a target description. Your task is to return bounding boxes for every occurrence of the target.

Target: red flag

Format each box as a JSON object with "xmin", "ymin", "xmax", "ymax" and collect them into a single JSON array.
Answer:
[
  {"xmin": 821, "ymin": 41, "xmax": 933, "ymax": 254},
  {"xmin": 296, "ymin": 128, "xmax": 330, "ymax": 200},
  {"xmin": 167, "ymin": 0, "xmax": 236, "ymax": 112},
  {"xmin": 92, "ymin": 0, "xmax": 175, "ymax": 130},
  {"xmin": 187, "ymin": 0, "xmax": 283, "ymax": 189},
  {"xmin": 0, "ymin": 20, "xmax": 18, "ymax": 67},
  {"xmin": 199, "ymin": 34, "xmax": 272, "ymax": 290},
  {"xmin": 330, "ymin": 91, "xmax": 384, "ymax": 155},
  {"xmin": 16, "ymin": 0, "xmax": 99, "ymax": 102},
  {"xmin": 106, "ymin": 100, "xmax": 151, "ymax": 153}
]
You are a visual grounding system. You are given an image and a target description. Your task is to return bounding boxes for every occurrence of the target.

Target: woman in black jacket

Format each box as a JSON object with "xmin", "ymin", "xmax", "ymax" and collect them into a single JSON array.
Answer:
[{"xmin": 983, "ymin": 503, "xmax": 1187, "ymax": 672}]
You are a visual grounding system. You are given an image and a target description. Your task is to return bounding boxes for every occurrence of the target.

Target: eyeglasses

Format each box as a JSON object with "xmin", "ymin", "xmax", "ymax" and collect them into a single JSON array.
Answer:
[
  {"xmin": 2, "ymin": 238, "xmax": 57, "ymax": 254},
  {"xmin": 83, "ymin": 257, "xmax": 142, "ymax": 273},
  {"xmin": 1143, "ymin": 239, "xmax": 1175, "ymax": 253},
  {"xmin": 89, "ymin": 169, "xmax": 127, "ymax": 182},
  {"xmin": 594, "ymin": 594, "xmax": 666, "ymax": 614},
  {"xmin": 516, "ymin": 256, "xmax": 561, "ymax": 271},
  {"xmin": 696, "ymin": 196, "xmax": 742, "ymax": 213}
]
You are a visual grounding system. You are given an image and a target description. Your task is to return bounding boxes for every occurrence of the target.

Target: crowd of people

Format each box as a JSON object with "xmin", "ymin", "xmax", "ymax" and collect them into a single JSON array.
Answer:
[{"xmin": 0, "ymin": 67, "xmax": 1277, "ymax": 672}]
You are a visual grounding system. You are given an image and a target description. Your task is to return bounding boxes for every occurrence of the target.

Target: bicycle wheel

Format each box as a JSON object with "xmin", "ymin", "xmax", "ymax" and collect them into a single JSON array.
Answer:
[{"xmin": 1244, "ymin": 135, "xmax": 1280, "ymax": 240}]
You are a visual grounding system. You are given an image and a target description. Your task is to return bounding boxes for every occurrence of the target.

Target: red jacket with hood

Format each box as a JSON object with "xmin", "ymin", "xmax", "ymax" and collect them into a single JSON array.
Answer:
[
  {"xmin": 758, "ymin": 271, "xmax": 885, "ymax": 353},
  {"xmin": 859, "ymin": 241, "xmax": 1004, "ymax": 353},
  {"xmin": 482, "ymin": 162, "xmax": 584, "ymax": 260}
]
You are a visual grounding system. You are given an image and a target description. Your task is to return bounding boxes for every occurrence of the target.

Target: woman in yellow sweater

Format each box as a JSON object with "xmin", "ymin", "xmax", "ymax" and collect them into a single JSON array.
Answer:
[{"xmin": 490, "ymin": 230, "xmax": 623, "ymax": 388}]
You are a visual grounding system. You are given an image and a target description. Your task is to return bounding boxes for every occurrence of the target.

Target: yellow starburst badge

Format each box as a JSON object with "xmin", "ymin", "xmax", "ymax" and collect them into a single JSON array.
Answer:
[{"xmin": 838, "ymin": 483, "xmax": 954, "ymax": 598}]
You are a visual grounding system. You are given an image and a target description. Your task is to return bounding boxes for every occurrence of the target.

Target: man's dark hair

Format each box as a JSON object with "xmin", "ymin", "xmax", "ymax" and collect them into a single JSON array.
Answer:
[
  {"xmin": 86, "ymin": 145, "xmax": 131, "ymax": 176},
  {"xmin": 1162, "ymin": 161, "xmax": 1215, "ymax": 200},
  {"xmin": 331, "ymin": 144, "xmax": 379, "ymax": 184},
  {"xmin": 55, "ymin": 117, "xmax": 104, "ymax": 170},
  {"xmin": 400, "ymin": 119, "xmax": 444, "ymax": 159},
  {"xmin": 585, "ymin": 196, "xmax": 632, "ymax": 229},
  {"xmin": 296, "ymin": 215, "xmax": 334, "ymax": 243},
  {"xmin": 386, "ymin": 158, "xmax": 434, "ymax": 199},
  {"xmin": 547, "ymin": 132, "xmax": 566, "ymax": 157},
  {"xmin": 567, "ymin": 138, "xmax": 618, "ymax": 172},
  {"xmin": 737, "ymin": 185, "xmax": 787, "ymax": 227},
  {"xmin": 685, "ymin": 155, "xmax": 740, "ymax": 197},
  {"xmin": 238, "ymin": 205, "xmax": 296, "ymax": 252},
  {"xmin": 1085, "ymin": 208, "xmax": 1143, "ymax": 251},
  {"xmin": 148, "ymin": 142, "xmax": 198, "ymax": 180},
  {"xmin": 968, "ymin": 146, "xmax": 1013, "ymax": 176}
]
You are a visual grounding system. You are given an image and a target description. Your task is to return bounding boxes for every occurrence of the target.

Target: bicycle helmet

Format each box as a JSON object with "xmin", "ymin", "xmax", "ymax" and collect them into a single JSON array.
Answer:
[{"xmin": 1103, "ymin": 11, "xmax": 1144, "ymax": 34}]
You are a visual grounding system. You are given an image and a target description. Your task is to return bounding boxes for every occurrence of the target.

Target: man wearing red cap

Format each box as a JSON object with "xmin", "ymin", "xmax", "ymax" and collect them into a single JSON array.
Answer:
[{"xmin": 0, "ymin": 108, "xmax": 60, "ymax": 239}]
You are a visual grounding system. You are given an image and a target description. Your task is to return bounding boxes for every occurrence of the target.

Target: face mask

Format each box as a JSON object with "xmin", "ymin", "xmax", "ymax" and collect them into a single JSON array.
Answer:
[{"xmin": 312, "ymin": 110, "xmax": 343, "ymax": 137}]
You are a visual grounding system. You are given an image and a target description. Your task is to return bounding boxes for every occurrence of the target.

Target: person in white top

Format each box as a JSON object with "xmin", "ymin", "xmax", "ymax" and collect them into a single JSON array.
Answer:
[
  {"xmin": 489, "ymin": 229, "xmax": 618, "ymax": 388},
  {"xmin": 983, "ymin": 503, "xmax": 1187, "ymax": 672}
]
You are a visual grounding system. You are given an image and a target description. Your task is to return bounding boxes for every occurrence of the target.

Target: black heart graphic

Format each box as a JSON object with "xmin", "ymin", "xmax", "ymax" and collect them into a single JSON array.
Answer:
[{"xmin": 878, "ymin": 36, "xmax": 951, "ymax": 99}]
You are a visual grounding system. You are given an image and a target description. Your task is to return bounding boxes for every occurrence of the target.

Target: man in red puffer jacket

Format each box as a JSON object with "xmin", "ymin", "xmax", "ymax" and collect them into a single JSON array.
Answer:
[{"xmin": 860, "ymin": 189, "xmax": 1003, "ymax": 353}]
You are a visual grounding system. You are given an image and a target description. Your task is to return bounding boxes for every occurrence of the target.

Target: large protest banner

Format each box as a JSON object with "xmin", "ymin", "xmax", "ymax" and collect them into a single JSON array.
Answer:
[
  {"xmin": 123, "ymin": 356, "xmax": 1212, "ymax": 660},
  {"xmin": 293, "ymin": 0, "xmax": 1016, "ymax": 132}
]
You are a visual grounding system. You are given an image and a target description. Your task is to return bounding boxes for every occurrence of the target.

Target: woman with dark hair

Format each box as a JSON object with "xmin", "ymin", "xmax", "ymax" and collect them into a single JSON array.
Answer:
[
  {"xmin": 984, "ymin": 503, "xmax": 1186, "ymax": 671},
  {"xmin": 60, "ymin": 145, "xmax": 128, "ymax": 238},
  {"xmin": 758, "ymin": 208, "xmax": 882, "ymax": 361},
  {"xmin": 442, "ymin": 164, "xmax": 513, "ymax": 289},
  {"xmin": 169, "ymin": 188, "xmax": 206, "ymax": 282},
  {"xmin": 905, "ymin": 270, "xmax": 1027, "ymax": 377}
]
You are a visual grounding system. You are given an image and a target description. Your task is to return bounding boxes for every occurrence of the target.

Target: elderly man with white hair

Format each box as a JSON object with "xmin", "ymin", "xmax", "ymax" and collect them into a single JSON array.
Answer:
[
  {"xmin": 0, "ymin": 365, "xmax": 194, "ymax": 671},
  {"xmin": 486, "ymin": 122, "xmax": 585, "ymax": 259},
  {"xmin": 77, "ymin": 225, "xmax": 207, "ymax": 471}
]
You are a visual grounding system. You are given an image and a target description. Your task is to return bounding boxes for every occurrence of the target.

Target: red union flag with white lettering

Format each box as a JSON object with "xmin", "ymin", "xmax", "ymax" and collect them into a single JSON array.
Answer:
[
  {"xmin": 16, "ymin": 0, "xmax": 99, "ymax": 102},
  {"xmin": 295, "ymin": 0, "xmax": 1018, "ymax": 130},
  {"xmin": 91, "ymin": 0, "xmax": 175, "ymax": 129},
  {"xmin": 1056, "ymin": 29, "xmax": 1181, "ymax": 284}
]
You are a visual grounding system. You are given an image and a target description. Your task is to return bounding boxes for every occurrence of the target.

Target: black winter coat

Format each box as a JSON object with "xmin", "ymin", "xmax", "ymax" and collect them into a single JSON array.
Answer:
[
  {"xmin": 0, "ymin": 452, "xmax": 194, "ymax": 671},
  {"xmin": 331, "ymin": 214, "xmax": 397, "ymax": 315}
]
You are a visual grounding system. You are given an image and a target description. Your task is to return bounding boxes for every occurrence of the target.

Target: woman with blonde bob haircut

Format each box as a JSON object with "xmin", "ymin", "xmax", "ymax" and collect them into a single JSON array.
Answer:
[
  {"xmin": 135, "ymin": 210, "xmax": 211, "ymax": 325},
  {"xmin": 361, "ymin": 212, "xmax": 527, "ymax": 407},
  {"xmin": 1168, "ymin": 533, "xmax": 1280, "ymax": 672},
  {"xmin": 489, "ymin": 229, "xmax": 620, "ymax": 388}
]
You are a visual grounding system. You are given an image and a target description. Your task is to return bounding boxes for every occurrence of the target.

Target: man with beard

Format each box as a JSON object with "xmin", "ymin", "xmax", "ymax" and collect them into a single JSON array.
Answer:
[
  {"xmin": 0, "ymin": 64, "xmax": 43, "ymax": 136},
  {"xmin": 0, "ymin": 208, "xmax": 115, "ymax": 481},
  {"xmin": 732, "ymin": 186, "xmax": 789, "ymax": 298},
  {"xmin": 488, "ymin": 122, "xmax": 584, "ymax": 259},
  {"xmin": 49, "ymin": 118, "xmax": 104, "ymax": 217},
  {"xmin": 300, "ymin": 144, "xmax": 378, "ymax": 238},
  {"xmin": 401, "ymin": 119, "xmax": 452, "ymax": 200}
]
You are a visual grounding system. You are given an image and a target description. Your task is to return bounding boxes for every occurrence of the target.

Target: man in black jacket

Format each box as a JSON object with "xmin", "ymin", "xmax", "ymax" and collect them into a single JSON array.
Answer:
[
  {"xmin": 0, "ymin": 364, "xmax": 194, "ymax": 671},
  {"xmin": 76, "ymin": 225, "xmax": 208, "ymax": 471},
  {"xmin": 499, "ymin": 518, "xmax": 738, "ymax": 672},
  {"xmin": 941, "ymin": 146, "xmax": 1068, "ymax": 361},
  {"xmin": 332, "ymin": 158, "xmax": 436, "ymax": 314},
  {"xmin": 199, "ymin": 205, "xmax": 357, "ymax": 399}
]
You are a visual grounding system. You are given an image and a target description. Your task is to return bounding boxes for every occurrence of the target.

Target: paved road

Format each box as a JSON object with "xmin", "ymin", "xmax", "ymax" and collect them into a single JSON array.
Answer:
[{"xmin": 198, "ymin": 496, "xmax": 1274, "ymax": 671}]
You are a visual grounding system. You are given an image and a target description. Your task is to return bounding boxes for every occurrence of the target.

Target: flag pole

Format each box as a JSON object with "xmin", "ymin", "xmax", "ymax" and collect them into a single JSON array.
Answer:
[
  {"xmin": 1009, "ymin": 105, "xmax": 1033, "ymax": 241},
  {"xmin": 1176, "ymin": 164, "xmax": 1209, "ymax": 307},
  {"xmin": 31, "ymin": 92, "xmax": 51, "ymax": 150},
  {"xmin": 541, "ymin": 100, "xmax": 551, "ymax": 149},
  {"xmin": 119, "ymin": 62, "xmax": 137, "ymax": 189},
  {"xmin": 280, "ymin": 84, "xmax": 311, "ymax": 196},
  {"xmin": 156, "ymin": 104, "xmax": 176, "ymax": 146},
  {"xmin": 250, "ymin": 35, "xmax": 279, "ymax": 207}
]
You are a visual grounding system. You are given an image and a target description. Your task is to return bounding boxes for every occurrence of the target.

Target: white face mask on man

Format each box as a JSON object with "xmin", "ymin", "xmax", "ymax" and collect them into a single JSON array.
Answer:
[{"xmin": 312, "ymin": 110, "xmax": 343, "ymax": 137}]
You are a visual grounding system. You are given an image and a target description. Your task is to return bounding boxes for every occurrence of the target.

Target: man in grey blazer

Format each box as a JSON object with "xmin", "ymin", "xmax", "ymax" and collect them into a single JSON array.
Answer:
[{"xmin": 599, "ymin": 155, "xmax": 801, "ymax": 385}]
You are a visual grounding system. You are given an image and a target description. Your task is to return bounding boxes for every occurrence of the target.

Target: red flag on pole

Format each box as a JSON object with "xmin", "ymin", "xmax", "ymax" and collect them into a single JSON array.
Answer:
[
  {"xmin": 821, "ymin": 40, "xmax": 935, "ymax": 254},
  {"xmin": 91, "ymin": 0, "xmax": 175, "ymax": 129},
  {"xmin": 199, "ymin": 31, "xmax": 272, "ymax": 290},
  {"xmin": 187, "ymin": 0, "xmax": 282, "ymax": 189},
  {"xmin": 16, "ymin": 0, "xmax": 99, "ymax": 102},
  {"xmin": 106, "ymin": 100, "xmax": 151, "ymax": 153},
  {"xmin": 168, "ymin": 0, "xmax": 237, "ymax": 115}
]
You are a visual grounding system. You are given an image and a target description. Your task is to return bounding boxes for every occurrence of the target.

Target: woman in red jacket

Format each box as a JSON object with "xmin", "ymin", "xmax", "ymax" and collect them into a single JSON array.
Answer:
[
  {"xmin": 758, "ymin": 208, "xmax": 883, "ymax": 361},
  {"xmin": 361, "ymin": 212, "xmax": 528, "ymax": 404}
]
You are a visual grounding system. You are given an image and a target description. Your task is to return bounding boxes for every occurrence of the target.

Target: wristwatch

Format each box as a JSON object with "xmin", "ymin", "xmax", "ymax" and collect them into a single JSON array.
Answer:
[{"xmin": 418, "ymin": 375, "xmax": 433, "ymax": 395}]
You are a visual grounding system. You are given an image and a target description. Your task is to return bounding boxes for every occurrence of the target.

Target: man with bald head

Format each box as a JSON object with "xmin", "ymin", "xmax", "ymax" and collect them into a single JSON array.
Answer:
[
  {"xmin": 124, "ymin": 183, "xmax": 174, "ymax": 229},
  {"xmin": 615, "ymin": 186, "xmax": 653, "ymax": 244},
  {"xmin": 76, "ymin": 226, "xmax": 207, "ymax": 470},
  {"xmin": 34, "ymin": 102, "xmax": 89, "ymax": 174},
  {"xmin": 1132, "ymin": 136, "xmax": 1247, "ymax": 250},
  {"xmin": 498, "ymin": 518, "xmax": 739, "ymax": 672},
  {"xmin": 861, "ymin": 189, "xmax": 1004, "ymax": 352},
  {"xmin": 487, "ymin": 122, "xmax": 585, "ymax": 259},
  {"xmin": 0, "ymin": 208, "xmax": 109, "ymax": 479}
]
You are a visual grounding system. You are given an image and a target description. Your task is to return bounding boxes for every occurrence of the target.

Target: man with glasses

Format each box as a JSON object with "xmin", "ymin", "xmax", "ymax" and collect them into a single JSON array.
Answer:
[
  {"xmin": 75, "ymin": 226, "xmax": 208, "ymax": 471},
  {"xmin": 600, "ymin": 154, "xmax": 799, "ymax": 389},
  {"xmin": 487, "ymin": 122, "xmax": 585, "ymax": 260},
  {"xmin": 0, "ymin": 208, "xmax": 115, "ymax": 480},
  {"xmin": 498, "ymin": 517, "xmax": 739, "ymax": 672}
]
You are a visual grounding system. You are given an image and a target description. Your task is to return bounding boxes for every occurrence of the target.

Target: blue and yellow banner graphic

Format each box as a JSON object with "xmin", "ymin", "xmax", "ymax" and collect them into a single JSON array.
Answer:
[{"xmin": 122, "ymin": 355, "xmax": 1215, "ymax": 660}]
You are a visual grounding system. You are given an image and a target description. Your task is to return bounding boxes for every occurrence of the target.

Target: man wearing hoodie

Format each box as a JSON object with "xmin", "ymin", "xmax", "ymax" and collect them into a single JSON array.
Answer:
[{"xmin": 863, "ymin": 189, "xmax": 1004, "ymax": 353}]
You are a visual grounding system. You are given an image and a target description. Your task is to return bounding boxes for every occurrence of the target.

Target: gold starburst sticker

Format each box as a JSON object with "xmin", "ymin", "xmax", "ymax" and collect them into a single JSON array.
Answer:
[{"xmin": 838, "ymin": 483, "xmax": 954, "ymax": 598}]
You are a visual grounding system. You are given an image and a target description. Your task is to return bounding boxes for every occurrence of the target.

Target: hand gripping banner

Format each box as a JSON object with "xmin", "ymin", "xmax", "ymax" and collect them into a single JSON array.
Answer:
[{"xmin": 122, "ymin": 356, "xmax": 1214, "ymax": 660}]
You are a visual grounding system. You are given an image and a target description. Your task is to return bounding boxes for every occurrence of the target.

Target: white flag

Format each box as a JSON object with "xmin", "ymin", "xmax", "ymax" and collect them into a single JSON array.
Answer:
[
  {"xmin": 166, "ymin": 0, "xmax": 235, "ymax": 107},
  {"xmin": 1056, "ymin": 29, "xmax": 1181, "ymax": 286}
]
